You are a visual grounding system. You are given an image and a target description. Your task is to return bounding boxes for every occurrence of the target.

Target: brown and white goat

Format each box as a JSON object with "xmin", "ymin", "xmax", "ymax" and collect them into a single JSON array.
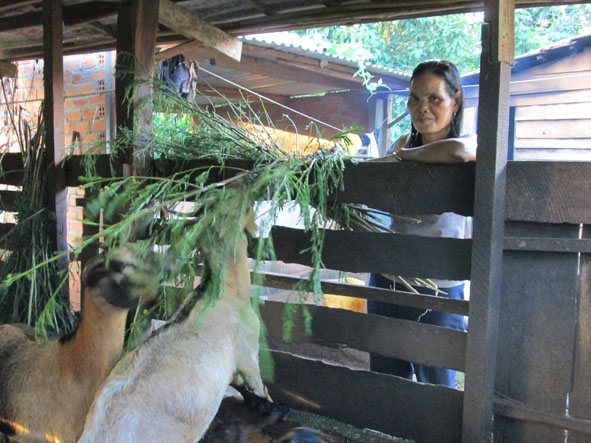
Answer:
[
  {"xmin": 0, "ymin": 246, "xmax": 160, "ymax": 443},
  {"xmin": 79, "ymin": 210, "xmax": 271, "ymax": 443}
]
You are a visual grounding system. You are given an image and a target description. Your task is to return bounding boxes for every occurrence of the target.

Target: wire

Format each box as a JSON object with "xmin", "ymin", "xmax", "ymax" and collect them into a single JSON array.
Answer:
[{"xmin": 196, "ymin": 64, "xmax": 344, "ymax": 133}]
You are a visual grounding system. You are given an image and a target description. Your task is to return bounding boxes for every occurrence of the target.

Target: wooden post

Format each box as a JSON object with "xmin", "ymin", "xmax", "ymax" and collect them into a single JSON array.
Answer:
[
  {"xmin": 115, "ymin": 0, "xmax": 160, "ymax": 177},
  {"xmin": 462, "ymin": 0, "xmax": 514, "ymax": 441},
  {"xmin": 42, "ymin": 0, "xmax": 68, "ymax": 263},
  {"xmin": 114, "ymin": 0, "xmax": 159, "ymax": 241}
]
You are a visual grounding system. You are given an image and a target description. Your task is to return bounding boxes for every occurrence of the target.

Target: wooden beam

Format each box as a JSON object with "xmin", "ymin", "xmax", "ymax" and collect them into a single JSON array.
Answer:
[
  {"xmin": 0, "ymin": 60, "xmax": 16, "ymax": 77},
  {"xmin": 42, "ymin": 0, "xmax": 68, "ymax": 263},
  {"xmin": 115, "ymin": 0, "xmax": 159, "ymax": 241},
  {"xmin": 158, "ymin": 0, "xmax": 242, "ymax": 62},
  {"xmin": 115, "ymin": 0, "xmax": 159, "ymax": 169},
  {"xmin": 462, "ymin": 0, "xmax": 513, "ymax": 440}
]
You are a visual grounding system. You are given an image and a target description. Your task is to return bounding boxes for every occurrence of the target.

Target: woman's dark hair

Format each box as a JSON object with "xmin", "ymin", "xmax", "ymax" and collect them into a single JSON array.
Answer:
[{"xmin": 408, "ymin": 59, "xmax": 464, "ymax": 148}]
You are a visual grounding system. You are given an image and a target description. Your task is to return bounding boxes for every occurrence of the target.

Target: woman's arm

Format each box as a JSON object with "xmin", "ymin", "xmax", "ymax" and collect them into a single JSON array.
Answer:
[{"xmin": 374, "ymin": 134, "xmax": 477, "ymax": 164}]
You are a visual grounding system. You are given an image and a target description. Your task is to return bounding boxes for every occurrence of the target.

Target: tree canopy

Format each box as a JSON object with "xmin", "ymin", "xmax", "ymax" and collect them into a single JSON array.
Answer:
[{"xmin": 291, "ymin": 5, "xmax": 591, "ymax": 75}]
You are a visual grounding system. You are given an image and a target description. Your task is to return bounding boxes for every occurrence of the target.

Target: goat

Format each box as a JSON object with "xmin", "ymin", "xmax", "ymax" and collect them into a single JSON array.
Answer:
[
  {"xmin": 0, "ymin": 245, "xmax": 160, "ymax": 443},
  {"xmin": 79, "ymin": 208, "xmax": 271, "ymax": 443}
]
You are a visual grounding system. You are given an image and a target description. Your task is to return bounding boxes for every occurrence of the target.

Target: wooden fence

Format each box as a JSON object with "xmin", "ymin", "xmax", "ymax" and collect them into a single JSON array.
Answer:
[{"xmin": 0, "ymin": 155, "xmax": 590, "ymax": 442}]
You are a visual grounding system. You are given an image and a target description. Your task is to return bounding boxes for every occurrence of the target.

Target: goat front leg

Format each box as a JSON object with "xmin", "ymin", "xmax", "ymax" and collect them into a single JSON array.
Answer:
[{"xmin": 231, "ymin": 380, "xmax": 274, "ymax": 414}]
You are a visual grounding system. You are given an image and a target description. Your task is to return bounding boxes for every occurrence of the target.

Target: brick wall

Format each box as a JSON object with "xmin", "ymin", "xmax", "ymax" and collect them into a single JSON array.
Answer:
[{"xmin": 1, "ymin": 51, "xmax": 115, "ymax": 308}]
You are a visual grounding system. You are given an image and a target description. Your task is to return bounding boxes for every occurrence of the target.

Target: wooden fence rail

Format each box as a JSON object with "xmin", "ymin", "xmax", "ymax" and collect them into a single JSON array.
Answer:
[{"xmin": 1, "ymin": 155, "xmax": 590, "ymax": 442}]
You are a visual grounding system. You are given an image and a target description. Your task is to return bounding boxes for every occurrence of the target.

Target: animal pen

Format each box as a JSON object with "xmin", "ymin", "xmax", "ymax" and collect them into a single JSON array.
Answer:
[{"xmin": 1, "ymin": 0, "xmax": 591, "ymax": 442}]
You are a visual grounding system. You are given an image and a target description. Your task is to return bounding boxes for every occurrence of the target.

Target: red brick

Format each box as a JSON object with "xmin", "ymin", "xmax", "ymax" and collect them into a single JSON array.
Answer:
[
  {"xmin": 73, "ymin": 98, "xmax": 90, "ymax": 108},
  {"xmin": 65, "ymin": 85, "xmax": 79, "ymax": 96},
  {"xmin": 80, "ymin": 56, "xmax": 97, "ymax": 70},
  {"xmin": 89, "ymin": 69, "xmax": 106, "ymax": 81},
  {"xmin": 64, "ymin": 58, "xmax": 79, "ymax": 71},
  {"xmin": 90, "ymin": 119, "xmax": 106, "ymax": 132},
  {"xmin": 82, "ymin": 108, "xmax": 96, "ymax": 120},
  {"xmin": 89, "ymin": 94, "xmax": 105, "ymax": 106},
  {"xmin": 72, "ymin": 73, "xmax": 84, "ymax": 84},
  {"xmin": 80, "ymin": 83, "xmax": 95, "ymax": 95},
  {"xmin": 66, "ymin": 110, "xmax": 81, "ymax": 122},
  {"xmin": 32, "ymin": 76, "xmax": 43, "ymax": 88},
  {"xmin": 72, "ymin": 121, "xmax": 90, "ymax": 134},
  {"xmin": 69, "ymin": 220, "xmax": 83, "ymax": 234}
]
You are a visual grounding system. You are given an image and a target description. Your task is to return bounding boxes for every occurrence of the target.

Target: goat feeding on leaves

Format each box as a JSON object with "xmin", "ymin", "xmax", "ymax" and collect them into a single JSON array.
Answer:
[
  {"xmin": 79, "ymin": 207, "xmax": 272, "ymax": 443},
  {"xmin": 0, "ymin": 245, "xmax": 160, "ymax": 443}
]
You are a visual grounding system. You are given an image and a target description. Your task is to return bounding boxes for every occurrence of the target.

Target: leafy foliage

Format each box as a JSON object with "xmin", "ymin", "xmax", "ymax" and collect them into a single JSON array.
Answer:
[
  {"xmin": 0, "ymin": 105, "xmax": 75, "ymax": 333},
  {"xmin": 78, "ymin": 81, "xmax": 383, "ymax": 335},
  {"xmin": 290, "ymin": 5, "xmax": 591, "ymax": 143},
  {"xmin": 292, "ymin": 5, "xmax": 591, "ymax": 75}
]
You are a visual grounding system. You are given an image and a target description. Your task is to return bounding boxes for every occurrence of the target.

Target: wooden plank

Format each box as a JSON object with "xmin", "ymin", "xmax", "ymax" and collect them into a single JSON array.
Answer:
[
  {"xmin": 155, "ymin": 159, "xmax": 475, "ymax": 216},
  {"xmin": 0, "ymin": 190, "xmax": 19, "ymax": 212},
  {"xmin": 462, "ymin": 13, "xmax": 511, "ymax": 440},
  {"xmin": 494, "ymin": 396, "xmax": 591, "ymax": 436},
  {"xmin": 255, "ymin": 271, "xmax": 470, "ymax": 315},
  {"xmin": 336, "ymin": 161, "xmax": 475, "ymax": 216},
  {"xmin": 64, "ymin": 154, "xmax": 114, "ymax": 186},
  {"xmin": 514, "ymin": 103, "xmax": 591, "ymax": 121},
  {"xmin": 504, "ymin": 237, "xmax": 591, "ymax": 253},
  {"xmin": 510, "ymin": 89, "xmax": 591, "ymax": 107},
  {"xmin": 516, "ymin": 120, "xmax": 591, "ymax": 139},
  {"xmin": 0, "ymin": 153, "xmax": 23, "ymax": 186},
  {"xmin": 159, "ymin": 0, "xmax": 242, "ymax": 62},
  {"xmin": 494, "ymin": 223, "xmax": 579, "ymax": 441},
  {"xmin": 0, "ymin": 60, "xmax": 16, "ymax": 77},
  {"xmin": 42, "ymin": 0, "xmax": 68, "ymax": 262},
  {"xmin": 514, "ymin": 138, "xmax": 591, "ymax": 149},
  {"xmin": 261, "ymin": 301, "xmax": 467, "ymax": 372},
  {"xmin": 505, "ymin": 162, "xmax": 591, "ymax": 224},
  {"xmin": 115, "ymin": 0, "xmax": 159, "ymax": 153},
  {"xmin": 513, "ymin": 150, "xmax": 591, "ymax": 162},
  {"xmin": 0, "ymin": 222, "xmax": 14, "ymax": 238},
  {"xmin": 270, "ymin": 226, "xmax": 473, "ymax": 280},
  {"xmin": 569, "ymin": 225, "xmax": 591, "ymax": 442},
  {"xmin": 266, "ymin": 350, "xmax": 464, "ymax": 443},
  {"xmin": 509, "ymin": 72, "xmax": 591, "ymax": 96}
]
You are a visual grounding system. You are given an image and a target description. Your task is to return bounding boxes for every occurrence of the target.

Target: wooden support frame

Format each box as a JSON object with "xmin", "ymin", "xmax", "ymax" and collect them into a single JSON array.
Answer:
[
  {"xmin": 115, "ymin": 0, "xmax": 160, "ymax": 176},
  {"xmin": 462, "ymin": 0, "xmax": 514, "ymax": 440},
  {"xmin": 0, "ymin": 60, "xmax": 16, "ymax": 78},
  {"xmin": 158, "ymin": 0, "xmax": 242, "ymax": 62},
  {"xmin": 42, "ymin": 0, "xmax": 68, "ymax": 262}
]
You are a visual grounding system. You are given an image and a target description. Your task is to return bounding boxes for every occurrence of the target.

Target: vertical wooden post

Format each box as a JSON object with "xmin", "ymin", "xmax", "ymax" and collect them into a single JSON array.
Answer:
[
  {"xmin": 115, "ymin": 0, "xmax": 160, "ymax": 178},
  {"xmin": 462, "ymin": 0, "xmax": 514, "ymax": 441},
  {"xmin": 42, "ymin": 0, "xmax": 68, "ymax": 263},
  {"xmin": 114, "ymin": 0, "xmax": 160, "ymax": 241}
]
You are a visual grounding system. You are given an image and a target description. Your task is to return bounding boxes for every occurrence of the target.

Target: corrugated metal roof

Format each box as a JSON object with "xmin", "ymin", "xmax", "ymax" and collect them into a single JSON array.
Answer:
[{"xmin": 0, "ymin": 0, "xmax": 568, "ymax": 62}]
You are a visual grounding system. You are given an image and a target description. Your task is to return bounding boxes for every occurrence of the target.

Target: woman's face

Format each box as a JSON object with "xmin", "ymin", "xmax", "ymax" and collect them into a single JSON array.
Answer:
[{"xmin": 407, "ymin": 72, "xmax": 459, "ymax": 144}]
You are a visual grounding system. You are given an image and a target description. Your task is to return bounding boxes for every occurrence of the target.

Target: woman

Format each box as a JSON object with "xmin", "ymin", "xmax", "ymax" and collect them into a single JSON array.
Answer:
[{"xmin": 368, "ymin": 59, "xmax": 476, "ymax": 388}]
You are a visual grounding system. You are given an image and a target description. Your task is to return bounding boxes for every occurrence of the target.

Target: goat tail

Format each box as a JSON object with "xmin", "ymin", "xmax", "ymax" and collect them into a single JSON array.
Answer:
[{"xmin": 0, "ymin": 418, "xmax": 62, "ymax": 443}]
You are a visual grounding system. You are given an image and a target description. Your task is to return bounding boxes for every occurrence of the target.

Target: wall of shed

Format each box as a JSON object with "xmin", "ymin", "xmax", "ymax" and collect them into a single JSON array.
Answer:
[
  {"xmin": 464, "ymin": 45, "xmax": 591, "ymax": 161},
  {"xmin": 509, "ymin": 46, "xmax": 591, "ymax": 161}
]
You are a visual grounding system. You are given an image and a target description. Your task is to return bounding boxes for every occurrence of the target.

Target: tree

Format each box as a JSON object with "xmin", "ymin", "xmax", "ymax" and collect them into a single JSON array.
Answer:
[
  {"xmin": 289, "ymin": 5, "xmax": 591, "ymax": 142},
  {"xmin": 293, "ymin": 5, "xmax": 591, "ymax": 75}
]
